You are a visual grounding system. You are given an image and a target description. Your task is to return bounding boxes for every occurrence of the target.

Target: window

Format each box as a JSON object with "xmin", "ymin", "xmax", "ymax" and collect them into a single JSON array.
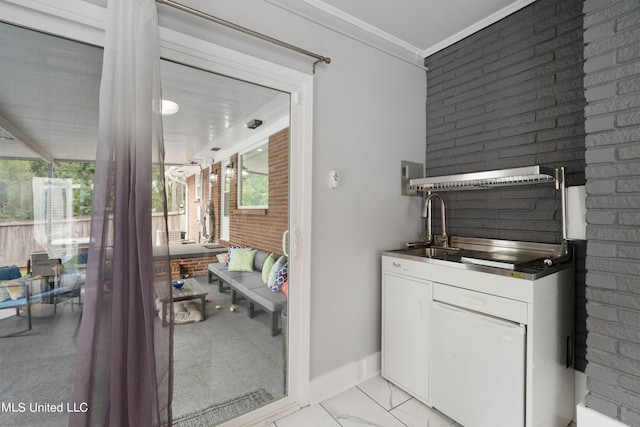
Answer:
[
  {"xmin": 195, "ymin": 171, "xmax": 202, "ymax": 200},
  {"xmin": 238, "ymin": 141, "xmax": 269, "ymax": 208}
]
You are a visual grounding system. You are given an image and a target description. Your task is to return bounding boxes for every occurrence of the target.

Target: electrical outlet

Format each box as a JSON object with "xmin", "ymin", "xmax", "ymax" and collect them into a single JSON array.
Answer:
[{"xmin": 329, "ymin": 170, "xmax": 339, "ymax": 188}]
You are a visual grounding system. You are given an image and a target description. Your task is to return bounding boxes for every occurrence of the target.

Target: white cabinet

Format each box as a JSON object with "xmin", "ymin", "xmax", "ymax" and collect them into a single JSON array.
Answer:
[
  {"xmin": 381, "ymin": 254, "xmax": 575, "ymax": 427},
  {"xmin": 381, "ymin": 269, "xmax": 430, "ymax": 403},
  {"xmin": 431, "ymin": 300, "xmax": 526, "ymax": 427}
]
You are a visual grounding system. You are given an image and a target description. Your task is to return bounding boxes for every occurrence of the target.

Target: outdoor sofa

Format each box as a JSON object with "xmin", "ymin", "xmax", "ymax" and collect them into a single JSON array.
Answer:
[{"xmin": 208, "ymin": 248, "xmax": 287, "ymax": 336}]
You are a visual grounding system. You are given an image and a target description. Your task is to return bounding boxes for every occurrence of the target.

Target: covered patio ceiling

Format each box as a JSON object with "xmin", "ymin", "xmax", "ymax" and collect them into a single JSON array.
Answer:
[{"xmin": 0, "ymin": 21, "xmax": 289, "ymax": 168}]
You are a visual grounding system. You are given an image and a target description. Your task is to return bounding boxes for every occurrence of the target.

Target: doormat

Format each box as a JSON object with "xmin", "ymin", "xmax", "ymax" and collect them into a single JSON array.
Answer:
[{"xmin": 170, "ymin": 389, "xmax": 273, "ymax": 427}]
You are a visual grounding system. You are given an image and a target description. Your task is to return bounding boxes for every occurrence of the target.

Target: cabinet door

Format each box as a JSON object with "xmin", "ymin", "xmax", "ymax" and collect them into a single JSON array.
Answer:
[{"xmin": 382, "ymin": 272, "xmax": 430, "ymax": 402}]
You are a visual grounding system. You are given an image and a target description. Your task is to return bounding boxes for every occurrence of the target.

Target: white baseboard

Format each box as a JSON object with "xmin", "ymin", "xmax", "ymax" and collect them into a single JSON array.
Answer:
[
  {"xmin": 577, "ymin": 399, "xmax": 629, "ymax": 427},
  {"xmin": 575, "ymin": 371, "xmax": 587, "ymax": 406},
  {"xmin": 308, "ymin": 352, "xmax": 380, "ymax": 405}
]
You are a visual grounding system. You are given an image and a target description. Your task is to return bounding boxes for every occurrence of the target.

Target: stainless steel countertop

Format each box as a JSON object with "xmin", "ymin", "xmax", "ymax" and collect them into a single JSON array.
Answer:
[{"xmin": 382, "ymin": 236, "xmax": 574, "ymax": 280}]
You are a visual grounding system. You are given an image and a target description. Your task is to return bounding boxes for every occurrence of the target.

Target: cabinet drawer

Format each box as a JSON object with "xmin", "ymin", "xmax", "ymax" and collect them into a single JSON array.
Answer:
[{"xmin": 433, "ymin": 283, "xmax": 527, "ymax": 324}]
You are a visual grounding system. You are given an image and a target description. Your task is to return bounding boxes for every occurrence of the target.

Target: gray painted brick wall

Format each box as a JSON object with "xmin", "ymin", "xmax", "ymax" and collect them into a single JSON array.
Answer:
[
  {"xmin": 425, "ymin": 0, "xmax": 586, "ymax": 245},
  {"xmin": 424, "ymin": 0, "xmax": 588, "ymax": 374},
  {"xmin": 583, "ymin": 0, "xmax": 640, "ymax": 424}
]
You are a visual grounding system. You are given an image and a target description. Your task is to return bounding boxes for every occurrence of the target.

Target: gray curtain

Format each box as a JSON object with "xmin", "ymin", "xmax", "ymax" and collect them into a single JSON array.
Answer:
[{"xmin": 70, "ymin": 0, "xmax": 173, "ymax": 425}]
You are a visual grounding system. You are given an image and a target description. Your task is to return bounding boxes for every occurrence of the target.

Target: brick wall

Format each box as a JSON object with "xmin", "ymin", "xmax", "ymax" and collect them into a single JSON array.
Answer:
[
  {"xmin": 210, "ymin": 127, "xmax": 289, "ymax": 255},
  {"xmin": 583, "ymin": 1, "xmax": 640, "ymax": 424},
  {"xmin": 424, "ymin": 0, "xmax": 587, "ymax": 371},
  {"xmin": 171, "ymin": 256, "xmax": 218, "ymax": 280}
]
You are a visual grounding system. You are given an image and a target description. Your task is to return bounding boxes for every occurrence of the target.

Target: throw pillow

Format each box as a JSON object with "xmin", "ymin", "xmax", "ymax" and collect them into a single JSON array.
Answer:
[
  {"xmin": 225, "ymin": 245, "xmax": 250, "ymax": 267},
  {"xmin": 0, "ymin": 265, "xmax": 21, "ymax": 281},
  {"xmin": 271, "ymin": 263, "xmax": 288, "ymax": 292},
  {"xmin": 277, "ymin": 264, "xmax": 288, "ymax": 285},
  {"xmin": 267, "ymin": 256, "xmax": 287, "ymax": 288},
  {"xmin": 261, "ymin": 253, "xmax": 276, "ymax": 285},
  {"xmin": 228, "ymin": 249, "xmax": 257, "ymax": 272}
]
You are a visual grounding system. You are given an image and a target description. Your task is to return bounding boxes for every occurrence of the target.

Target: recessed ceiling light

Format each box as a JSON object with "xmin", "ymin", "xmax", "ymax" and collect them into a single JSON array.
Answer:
[{"xmin": 161, "ymin": 99, "xmax": 179, "ymax": 115}]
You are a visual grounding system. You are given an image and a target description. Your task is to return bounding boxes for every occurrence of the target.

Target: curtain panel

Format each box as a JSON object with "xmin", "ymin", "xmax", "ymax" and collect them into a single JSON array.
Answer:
[{"xmin": 70, "ymin": 0, "xmax": 173, "ymax": 425}]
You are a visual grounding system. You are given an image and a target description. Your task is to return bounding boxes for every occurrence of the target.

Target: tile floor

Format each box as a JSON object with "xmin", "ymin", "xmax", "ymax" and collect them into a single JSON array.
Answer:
[
  {"xmin": 267, "ymin": 375, "xmax": 578, "ymax": 427},
  {"xmin": 267, "ymin": 375, "xmax": 461, "ymax": 427}
]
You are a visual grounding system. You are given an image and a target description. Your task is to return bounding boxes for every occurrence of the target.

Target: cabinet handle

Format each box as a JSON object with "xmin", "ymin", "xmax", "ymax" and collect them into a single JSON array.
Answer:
[
  {"xmin": 392, "ymin": 262, "xmax": 401, "ymax": 268},
  {"xmin": 462, "ymin": 293, "xmax": 487, "ymax": 307}
]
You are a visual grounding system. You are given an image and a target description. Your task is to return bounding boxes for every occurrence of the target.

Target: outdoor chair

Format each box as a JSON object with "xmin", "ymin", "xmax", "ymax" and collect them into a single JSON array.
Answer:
[
  {"xmin": 0, "ymin": 280, "xmax": 32, "ymax": 337},
  {"xmin": 55, "ymin": 268, "xmax": 85, "ymax": 312},
  {"xmin": 1, "ymin": 268, "xmax": 83, "ymax": 337}
]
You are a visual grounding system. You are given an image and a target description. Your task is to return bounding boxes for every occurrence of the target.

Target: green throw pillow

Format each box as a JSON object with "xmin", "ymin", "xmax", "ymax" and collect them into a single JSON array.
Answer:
[
  {"xmin": 228, "ymin": 249, "xmax": 257, "ymax": 272},
  {"xmin": 261, "ymin": 253, "xmax": 276, "ymax": 285}
]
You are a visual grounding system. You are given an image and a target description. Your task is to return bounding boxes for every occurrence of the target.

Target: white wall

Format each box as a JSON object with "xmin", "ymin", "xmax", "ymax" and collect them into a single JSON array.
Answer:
[{"xmin": 309, "ymin": 55, "xmax": 425, "ymax": 377}]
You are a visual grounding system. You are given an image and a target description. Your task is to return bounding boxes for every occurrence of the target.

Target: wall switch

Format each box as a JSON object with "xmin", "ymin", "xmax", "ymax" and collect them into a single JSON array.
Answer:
[{"xmin": 329, "ymin": 170, "xmax": 339, "ymax": 188}]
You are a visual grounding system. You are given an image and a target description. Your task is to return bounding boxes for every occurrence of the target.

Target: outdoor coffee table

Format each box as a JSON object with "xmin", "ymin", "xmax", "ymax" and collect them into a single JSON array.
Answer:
[{"xmin": 155, "ymin": 277, "xmax": 208, "ymax": 326}]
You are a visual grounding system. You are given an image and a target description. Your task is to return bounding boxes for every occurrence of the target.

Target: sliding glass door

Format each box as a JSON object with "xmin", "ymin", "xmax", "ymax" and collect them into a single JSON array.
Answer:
[{"xmin": 0, "ymin": 20, "xmax": 291, "ymax": 426}]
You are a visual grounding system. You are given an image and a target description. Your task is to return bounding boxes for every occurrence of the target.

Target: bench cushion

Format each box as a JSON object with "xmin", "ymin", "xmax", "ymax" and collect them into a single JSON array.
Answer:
[
  {"xmin": 253, "ymin": 250, "xmax": 271, "ymax": 271},
  {"xmin": 209, "ymin": 263, "xmax": 227, "ymax": 276},
  {"xmin": 249, "ymin": 287, "xmax": 286, "ymax": 312},
  {"xmin": 225, "ymin": 274, "xmax": 264, "ymax": 292}
]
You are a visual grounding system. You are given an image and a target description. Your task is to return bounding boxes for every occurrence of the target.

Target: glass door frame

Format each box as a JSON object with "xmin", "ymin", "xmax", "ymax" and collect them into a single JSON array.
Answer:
[{"xmin": 2, "ymin": 1, "xmax": 315, "ymax": 425}]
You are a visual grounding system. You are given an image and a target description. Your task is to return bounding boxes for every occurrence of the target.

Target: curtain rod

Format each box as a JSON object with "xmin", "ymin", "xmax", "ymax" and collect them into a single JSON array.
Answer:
[{"xmin": 155, "ymin": 0, "xmax": 331, "ymax": 74}]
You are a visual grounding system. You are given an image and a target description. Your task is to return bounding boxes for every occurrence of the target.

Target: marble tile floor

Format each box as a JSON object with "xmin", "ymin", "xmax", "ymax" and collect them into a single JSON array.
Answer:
[
  {"xmin": 268, "ymin": 376, "xmax": 461, "ymax": 427},
  {"xmin": 267, "ymin": 375, "xmax": 578, "ymax": 427}
]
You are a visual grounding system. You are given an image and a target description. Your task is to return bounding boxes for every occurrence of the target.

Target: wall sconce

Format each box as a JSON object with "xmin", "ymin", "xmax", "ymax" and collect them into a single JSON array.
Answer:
[
  {"xmin": 209, "ymin": 170, "xmax": 217, "ymax": 183},
  {"xmin": 241, "ymin": 166, "xmax": 249, "ymax": 177},
  {"xmin": 225, "ymin": 163, "xmax": 233, "ymax": 179}
]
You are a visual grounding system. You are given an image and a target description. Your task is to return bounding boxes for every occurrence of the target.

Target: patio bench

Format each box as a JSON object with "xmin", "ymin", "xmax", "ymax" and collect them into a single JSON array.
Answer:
[{"xmin": 208, "ymin": 249, "xmax": 287, "ymax": 336}]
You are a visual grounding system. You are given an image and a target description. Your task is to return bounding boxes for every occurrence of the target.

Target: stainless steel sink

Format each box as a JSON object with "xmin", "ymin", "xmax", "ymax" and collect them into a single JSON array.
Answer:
[
  {"xmin": 384, "ymin": 236, "xmax": 572, "ymax": 280},
  {"xmin": 402, "ymin": 246, "xmax": 462, "ymax": 260}
]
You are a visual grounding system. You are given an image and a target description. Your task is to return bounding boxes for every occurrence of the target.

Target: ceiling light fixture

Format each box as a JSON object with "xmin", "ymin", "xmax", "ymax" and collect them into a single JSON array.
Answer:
[
  {"xmin": 246, "ymin": 119, "xmax": 263, "ymax": 129},
  {"xmin": 161, "ymin": 99, "xmax": 180, "ymax": 115}
]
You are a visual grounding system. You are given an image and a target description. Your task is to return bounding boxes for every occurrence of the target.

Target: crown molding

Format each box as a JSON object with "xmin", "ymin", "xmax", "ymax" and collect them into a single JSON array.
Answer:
[
  {"xmin": 266, "ymin": 0, "xmax": 536, "ymax": 64},
  {"xmin": 265, "ymin": 0, "xmax": 425, "ymax": 68},
  {"xmin": 421, "ymin": 0, "xmax": 537, "ymax": 57}
]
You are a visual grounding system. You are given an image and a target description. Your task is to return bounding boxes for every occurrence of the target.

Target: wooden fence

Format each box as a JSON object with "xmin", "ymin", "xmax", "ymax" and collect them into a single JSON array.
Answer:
[{"xmin": 0, "ymin": 212, "xmax": 182, "ymax": 268}]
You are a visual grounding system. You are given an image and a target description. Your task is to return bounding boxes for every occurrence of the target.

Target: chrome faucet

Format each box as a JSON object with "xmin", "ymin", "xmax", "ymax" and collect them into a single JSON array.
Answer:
[{"xmin": 421, "ymin": 193, "xmax": 448, "ymax": 247}]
